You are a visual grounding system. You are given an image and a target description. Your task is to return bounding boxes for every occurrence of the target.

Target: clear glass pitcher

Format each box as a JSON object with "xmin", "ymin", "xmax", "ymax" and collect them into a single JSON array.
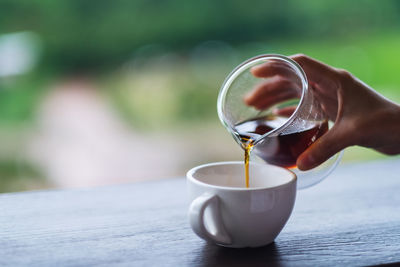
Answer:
[{"xmin": 217, "ymin": 54, "xmax": 342, "ymax": 189}]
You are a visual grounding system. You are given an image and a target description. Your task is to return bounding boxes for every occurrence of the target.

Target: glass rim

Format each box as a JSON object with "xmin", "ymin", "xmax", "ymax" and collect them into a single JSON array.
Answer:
[{"xmin": 217, "ymin": 54, "xmax": 309, "ymax": 146}]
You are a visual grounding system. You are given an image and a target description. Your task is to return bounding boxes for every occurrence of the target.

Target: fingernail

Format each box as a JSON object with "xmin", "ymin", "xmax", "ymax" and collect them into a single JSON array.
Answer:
[{"xmin": 250, "ymin": 65, "xmax": 262, "ymax": 75}]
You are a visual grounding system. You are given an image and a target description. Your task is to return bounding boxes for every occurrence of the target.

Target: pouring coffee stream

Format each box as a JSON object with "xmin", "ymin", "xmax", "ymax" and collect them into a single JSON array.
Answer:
[{"xmin": 242, "ymin": 137, "xmax": 254, "ymax": 188}]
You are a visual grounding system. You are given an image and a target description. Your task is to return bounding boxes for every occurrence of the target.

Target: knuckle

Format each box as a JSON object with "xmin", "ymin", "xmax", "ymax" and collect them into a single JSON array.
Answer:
[
  {"xmin": 291, "ymin": 53, "xmax": 309, "ymax": 63},
  {"xmin": 335, "ymin": 68, "xmax": 353, "ymax": 81},
  {"xmin": 334, "ymin": 68, "xmax": 353, "ymax": 91},
  {"xmin": 292, "ymin": 53, "xmax": 308, "ymax": 59}
]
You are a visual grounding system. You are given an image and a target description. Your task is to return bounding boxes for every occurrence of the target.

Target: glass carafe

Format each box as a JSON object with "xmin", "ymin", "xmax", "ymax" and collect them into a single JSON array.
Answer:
[{"xmin": 217, "ymin": 54, "xmax": 342, "ymax": 189}]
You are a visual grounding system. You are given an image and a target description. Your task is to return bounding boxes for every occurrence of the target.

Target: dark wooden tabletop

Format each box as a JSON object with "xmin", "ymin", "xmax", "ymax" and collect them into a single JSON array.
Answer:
[{"xmin": 1, "ymin": 158, "xmax": 400, "ymax": 267}]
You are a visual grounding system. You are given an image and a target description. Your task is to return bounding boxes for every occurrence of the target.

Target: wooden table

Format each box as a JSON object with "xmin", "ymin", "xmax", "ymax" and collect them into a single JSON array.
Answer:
[{"xmin": 1, "ymin": 158, "xmax": 400, "ymax": 266}]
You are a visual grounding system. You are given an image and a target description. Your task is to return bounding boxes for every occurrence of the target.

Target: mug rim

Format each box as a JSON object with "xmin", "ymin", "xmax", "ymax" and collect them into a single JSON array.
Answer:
[{"xmin": 187, "ymin": 161, "xmax": 297, "ymax": 191}]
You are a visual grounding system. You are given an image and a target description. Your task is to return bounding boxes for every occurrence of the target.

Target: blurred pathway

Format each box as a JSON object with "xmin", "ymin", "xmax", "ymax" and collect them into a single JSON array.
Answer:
[{"xmin": 27, "ymin": 79, "xmax": 239, "ymax": 188}]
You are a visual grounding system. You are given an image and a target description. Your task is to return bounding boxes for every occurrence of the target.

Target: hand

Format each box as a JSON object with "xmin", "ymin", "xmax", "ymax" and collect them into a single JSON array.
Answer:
[{"xmin": 245, "ymin": 54, "xmax": 400, "ymax": 170}]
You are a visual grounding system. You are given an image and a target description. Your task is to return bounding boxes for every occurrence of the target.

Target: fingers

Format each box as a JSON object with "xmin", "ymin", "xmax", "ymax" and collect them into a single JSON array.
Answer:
[
  {"xmin": 289, "ymin": 54, "xmax": 338, "ymax": 90},
  {"xmin": 250, "ymin": 54, "xmax": 339, "ymax": 105},
  {"xmin": 244, "ymin": 77, "xmax": 301, "ymax": 110},
  {"xmin": 274, "ymin": 106, "xmax": 296, "ymax": 117},
  {"xmin": 296, "ymin": 126, "xmax": 349, "ymax": 170},
  {"xmin": 251, "ymin": 60, "xmax": 300, "ymax": 82}
]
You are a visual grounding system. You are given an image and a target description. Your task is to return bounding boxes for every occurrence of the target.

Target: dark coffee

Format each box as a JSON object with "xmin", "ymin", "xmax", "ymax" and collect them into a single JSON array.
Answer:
[{"xmin": 236, "ymin": 116, "xmax": 328, "ymax": 169}]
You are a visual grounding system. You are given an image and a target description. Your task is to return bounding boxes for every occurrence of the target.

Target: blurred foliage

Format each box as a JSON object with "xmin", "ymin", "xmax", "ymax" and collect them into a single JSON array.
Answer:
[
  {"xmin": 0, "ymin": 0, "xmax": 400, "ymax": 192},
  {"xmin": 0, "ymin": 159, "xmax": 46, "ymax": 193},
  {"xmin": 1, "ymin": 0, "xmax": 400, "ymax": 72},
  {"xmin": 101, "ymin": 32, "xmax": 400, "ymax": 130},
  {"xmin": 0, "ymin": 74, "xmax": 51, "ymax": 125},
  {"xmin": 0, "ymin": 0, "xmax": 399, "ymax": 131}
]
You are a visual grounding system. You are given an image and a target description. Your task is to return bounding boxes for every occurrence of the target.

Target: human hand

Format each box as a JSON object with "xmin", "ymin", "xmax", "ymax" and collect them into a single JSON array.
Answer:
[{"xmin": 245, "ymin": 54, "xmax": 400, "ymax": 170}]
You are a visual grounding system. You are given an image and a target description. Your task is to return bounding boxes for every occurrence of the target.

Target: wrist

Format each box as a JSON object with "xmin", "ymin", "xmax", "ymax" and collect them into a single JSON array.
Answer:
[{"xmin": 375, "ymin": 102, "xmax": 400, "ymax": 155}]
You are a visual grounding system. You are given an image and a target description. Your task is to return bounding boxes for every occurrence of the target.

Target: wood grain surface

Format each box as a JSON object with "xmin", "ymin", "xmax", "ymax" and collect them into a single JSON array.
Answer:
[{"xmin": 1, "ymin": 158, "xmax": 400, "ymax": 267}]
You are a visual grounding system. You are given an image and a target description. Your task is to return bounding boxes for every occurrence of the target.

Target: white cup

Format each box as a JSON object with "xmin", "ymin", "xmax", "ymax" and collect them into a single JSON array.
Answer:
[{"xmin": 187, "ymin": 161, "xmax": 297, "ymax": 248}]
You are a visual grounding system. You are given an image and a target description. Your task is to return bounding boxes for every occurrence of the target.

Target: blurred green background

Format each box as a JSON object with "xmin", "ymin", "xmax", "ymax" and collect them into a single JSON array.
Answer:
[{"xmin": 0, "ymin": 0, "xmax": 399, "ymax": 192}]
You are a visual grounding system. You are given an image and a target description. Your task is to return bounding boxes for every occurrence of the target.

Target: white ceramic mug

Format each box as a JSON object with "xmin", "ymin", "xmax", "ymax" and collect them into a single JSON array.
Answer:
[{"xmin": 187, "ymin": 161, "xmax": 297, "ymax": 248}]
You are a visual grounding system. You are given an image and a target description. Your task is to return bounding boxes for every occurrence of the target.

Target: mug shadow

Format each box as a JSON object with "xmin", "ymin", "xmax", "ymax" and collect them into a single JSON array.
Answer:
[{"xmin": 195, "ymin": 241, "xmax": 284, "ymax": 267}]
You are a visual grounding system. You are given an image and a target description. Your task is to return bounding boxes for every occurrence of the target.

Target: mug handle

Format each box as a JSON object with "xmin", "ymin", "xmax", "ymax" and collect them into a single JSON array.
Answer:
[{"xmin": 189, "ymin": 193, "xmax": 232, "ymax": 245}]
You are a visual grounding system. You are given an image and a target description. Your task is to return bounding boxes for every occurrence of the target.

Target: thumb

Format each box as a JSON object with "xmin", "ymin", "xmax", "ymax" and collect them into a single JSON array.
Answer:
[{"xmin": 296, "ymin": 127, "xmax": 347, "ymax": 170}]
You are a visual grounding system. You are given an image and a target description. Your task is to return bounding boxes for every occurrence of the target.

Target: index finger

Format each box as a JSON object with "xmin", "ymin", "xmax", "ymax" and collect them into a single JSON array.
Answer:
[
  {"xmin": 289, "ymin": 54, "xmax": 338, "ymax": 89},
  {"xmin": 251, "ymin": 60, "xmax": 301, "ymax": 83}
]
